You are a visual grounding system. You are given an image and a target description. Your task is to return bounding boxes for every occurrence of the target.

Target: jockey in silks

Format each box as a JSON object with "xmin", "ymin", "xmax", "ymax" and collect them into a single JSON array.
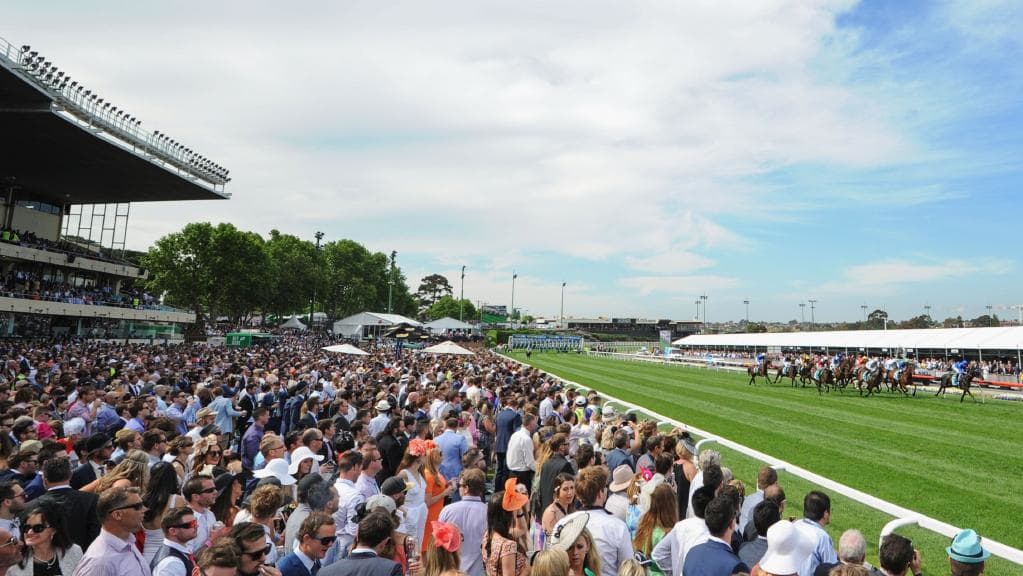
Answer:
[
  {"xmin": 894, "ymin": 355, "xmax": 907, "ymax": 383},
  {"xmin": 756, "ymin": 352, "xmax": 766, "ymax": 372},
  {"xmin": 865, "ymin": 355, "xmax": 880, "ymax": 380},
  {"xmin": 953, "ymin": 358, "xmax": 969, "ymax": 387},
  {"xmin": 783, "ymin": 356, "xmax": 792, "ymax": 374}
]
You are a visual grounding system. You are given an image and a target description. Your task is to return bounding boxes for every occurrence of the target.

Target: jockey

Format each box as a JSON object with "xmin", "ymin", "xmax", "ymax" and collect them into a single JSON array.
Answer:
[
  {"xmin": 756, "ymin": 352, "xmax": 765, "ymax": 369},
  {"xmin": 953, "ymin": 358, "xmax": 969, "ymax": 386},
  {"xmin": 866, "ymin": 355, "xmax": 880, "ymax": 376},
  {"xmin": 783, "ymin": 356, "xmax": 792, "ymax": 372},
  {"xmin": 884, "ymin": 356, "xmax": 898, "ymax": 372}
]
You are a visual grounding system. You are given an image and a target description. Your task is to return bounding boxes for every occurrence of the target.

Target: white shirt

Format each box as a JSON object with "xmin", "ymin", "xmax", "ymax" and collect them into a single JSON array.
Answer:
[
  {"xmin": 506, "ymin": 427, "xmax": 536, "ymax": 472},
  {"xmin": 651, "ymin": 517, "xmax": 709, "ymax": 576},
  {"xmin": 186, "ymin": 507, "xmax": 216, "ymax": 553},
  {"xmin": 153, "ymin": 540, "xmax": 191, "ymax": 576},
  {"xmin": 556, "ymin": 510, "xmax": 632, "ymax": 576}
]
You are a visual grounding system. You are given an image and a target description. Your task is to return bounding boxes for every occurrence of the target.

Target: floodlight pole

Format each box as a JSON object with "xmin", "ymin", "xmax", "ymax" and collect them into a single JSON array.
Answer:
[
  {"xmin": 309, "ymin": 231, "xmax": 323, "ymax": 328},
  {"xmin": 387, "ymin": 250, "xmax": 396, "ymax": 313},
  {"xmin": 799, "ymin": 302, "xmax": 806, "ymax": 327},
  {"xmin": 511, "ymin": 271, "xmax": 517, "ymax": 326},
  {"xmin": 700, "ymin": 294, "xmax": 708, "ymax": 326},
  {"xmin": 924, "ymin": 304, "xmax": 931, "ymax": 322},
  {"xmin": 459, "ymin": 265, "xmax": 466, "ymax": 322},
  {"xmin": 743, "ymin": 299, "xmax": 750, "ymax": 324},
  {"xmin": 861, "ymin": 304, "xmax": 868, "ymax": 322},
  {"xmin": 808, "ymin": 299, "xmax": 817, "ymax": 331},
  {"xmin": 560, "ymin": 282, "xmax": 566, "ymax": 327}
]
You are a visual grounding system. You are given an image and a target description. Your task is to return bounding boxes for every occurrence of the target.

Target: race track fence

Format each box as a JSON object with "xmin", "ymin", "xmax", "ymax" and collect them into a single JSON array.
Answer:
[{"xmin": 503, "ymin": 353, "xmax": 1023, "ymax": 567}]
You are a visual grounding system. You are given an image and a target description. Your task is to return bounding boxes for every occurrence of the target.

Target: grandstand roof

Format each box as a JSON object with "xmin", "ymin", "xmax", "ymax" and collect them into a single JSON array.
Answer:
[
  {"xmin": 673, "ymin": 326, "xmax": 1023, "ymax": 351},
  {"xmin": 0, "ymin": 51, "xmax": 229, "ymax": 204}
]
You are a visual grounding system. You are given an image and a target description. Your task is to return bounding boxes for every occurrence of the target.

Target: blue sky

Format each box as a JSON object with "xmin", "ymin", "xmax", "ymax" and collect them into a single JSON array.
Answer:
[{"xmin": 4, "ymin": 1, "xmax": 1022, "ymax": 322}]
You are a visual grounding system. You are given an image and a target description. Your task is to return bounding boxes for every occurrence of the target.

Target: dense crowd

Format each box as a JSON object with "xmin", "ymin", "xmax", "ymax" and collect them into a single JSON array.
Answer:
[
  {"xmin": 0, "ymin": 336, "xmax": 995, "ymax": 576},
  {"xmin": 1, "ymin": 228, "xmax": 132, "ymax": 265}
]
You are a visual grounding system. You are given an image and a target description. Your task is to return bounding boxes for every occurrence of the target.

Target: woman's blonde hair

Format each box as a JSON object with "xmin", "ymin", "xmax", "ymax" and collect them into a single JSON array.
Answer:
[
  {"xmin": 532, "ymin": 549, "xmax": 570, "ymax": 576},
  {"xmin": 617, "ymin": 559, "xmax": 648, "ymax": 576},
  {"xmin": 422, "ymin": 544, "xmax": 460, "ymax": 576},
  {"xmin": 191, "ymin": 436, "xmax": 221, "ymax": 476},
  {"xmin": 95, "ymin": 449, "xmax": 150, "ymax": 492}
]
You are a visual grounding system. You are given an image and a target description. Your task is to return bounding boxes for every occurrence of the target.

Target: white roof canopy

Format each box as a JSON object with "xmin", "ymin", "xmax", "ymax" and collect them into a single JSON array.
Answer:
[
  {"xmin": 424, "ymin": 317, "xmax": 474, "ymax": 331},
  {"xmin": 673, "ymin": 326, "xmax": 1023, "ymax": 351},
  {"xmin": 420, "ymin": 341, "xmax": 475, "ymax": 355},
  {"xmin": 322, "ymin": 344, "xmax": 369, "ymax": 355}
]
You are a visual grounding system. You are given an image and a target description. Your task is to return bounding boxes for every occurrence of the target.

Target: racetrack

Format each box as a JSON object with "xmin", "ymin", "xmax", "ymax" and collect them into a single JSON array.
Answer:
[{"xmin": 510, "ymin": 351, "xmax": 1023, "ymax": 575}]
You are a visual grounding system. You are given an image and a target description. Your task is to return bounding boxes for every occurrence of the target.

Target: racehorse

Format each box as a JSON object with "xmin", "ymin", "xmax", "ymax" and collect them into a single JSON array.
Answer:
[
  {"xmin": 811, "ymin": 365, "xmax": 834, "ymax": 396},
  {"xmin": 893, "ymin": 362, "xmax": 917, "ymax": 396},
  {"xmin": 834, "ymin": 357, "xmax": 857, "ymax": 390},
  {"xmin": 798, "ymin": 363, "xmax": 814, "ymax": 387},
  {"xmin": 774, "ymin": 364, "xmax": 798, "ymax": 386},
  {"xmin": 860, "ymin": 367, "xmax": 886, "ymax": 397},
  {"xmin": 936, "ymin": 364, "xmax": 982, "ymax": 403},
  {"xmin": 747, "ymin": 361, "xmax": 773, "ymax": 386}
]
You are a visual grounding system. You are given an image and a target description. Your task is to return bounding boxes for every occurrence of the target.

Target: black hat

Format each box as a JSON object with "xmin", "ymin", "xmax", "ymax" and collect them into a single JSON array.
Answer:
[
  {"xmin": 214, "ymin": 472, "xmax": 237, "ymax": 497},
  {"xmin": 84, "ymin": 433, "xmax": 112, "ymax": 455}
]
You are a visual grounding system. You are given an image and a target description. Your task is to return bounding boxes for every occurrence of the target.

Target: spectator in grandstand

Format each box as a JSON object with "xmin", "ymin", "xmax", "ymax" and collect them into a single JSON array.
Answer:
[
  {"xmin": 681, "ymin": 494, "xmax": 747, "ymax": 576},
  {"xmin": 878, "ymin": 534, "xmax": 921, "ymax": 576},
  {"xmin": 946, "ymin": 529, "xmax": 989, "ymax": 576},
  {"xmin": 797, "ymin": 491, "xmax": 838, "ymax": 576},
  {"xmin": 553, "ymin": 467, "xmax": 632, "ymax": 576},
  {"xmin": 813, "ymin": 529, "xmax": 875, "ymax": 576}
]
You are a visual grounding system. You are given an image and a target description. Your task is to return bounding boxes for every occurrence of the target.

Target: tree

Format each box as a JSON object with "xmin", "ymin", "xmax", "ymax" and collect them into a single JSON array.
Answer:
[
  {"xmin": 901, "ymin": 315, "xmax": 933, "ymax": 329},
  {"xmin": 142, "ymin": 222, "xmax": 269, "ymax": 339},
  {"xmin": 319, "ymin": 240, "xmax": 416, "ymax": 319},
  {"xmin": 264, "ymin": 230, "xmax": 319, "ymax": 324},
  {"xmin": 415, "ymin": 274, "xmax": 453, "ymax": 316},
  {"xmin": 865, "ymin": 309, "xmax": 888, "ymax": 330},
  {"xmin": 970, "ymin": 314, "xmax": 1000, "ymax": 328},
  {"xmin": 745, "ymin": 322, "xmax": 768, "ymax": 333},
  {"xmin": 942, "ymin": 316, "xmax": 964, "ymax": 328},
  {"xmin": 427, "ymin": 296, "xmax": 477, "ymax": 321}
]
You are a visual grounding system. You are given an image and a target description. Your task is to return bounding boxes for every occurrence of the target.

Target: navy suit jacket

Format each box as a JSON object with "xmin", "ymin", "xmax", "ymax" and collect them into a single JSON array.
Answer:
[
  {"xmin": 69, "ymin": 463, "xmax": 97, "ymax": 490},
  {"xmin": 319, "ymin": 551, "xmax": 402, "ymax": 576},
  {"xmin": 494, "ymin": 408, "xmax": 521, "ymax": 453},
  {"xmin": 682, "ymin": 539, "xmax": 748, "ymax": 576},
  {"xmin": 278, "ymin": 552, "xmax": 314, "ymax": 576}
]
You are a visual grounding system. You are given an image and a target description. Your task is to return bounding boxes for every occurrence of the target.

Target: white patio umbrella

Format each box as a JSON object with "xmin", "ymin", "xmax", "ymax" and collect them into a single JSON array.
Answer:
[
  {"xmin": 420, "ymin": 341, "xmax": 475, "ymax": 355},
  {"xmin": 322, "ymin": 343, "xmax": 370, "ymax": 356}
]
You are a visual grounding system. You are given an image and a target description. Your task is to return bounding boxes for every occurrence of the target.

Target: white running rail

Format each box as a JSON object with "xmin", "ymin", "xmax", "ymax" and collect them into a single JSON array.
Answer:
[{"xmin": 502, "ymin": 354, "xmax": 1023, "ymax": 566}]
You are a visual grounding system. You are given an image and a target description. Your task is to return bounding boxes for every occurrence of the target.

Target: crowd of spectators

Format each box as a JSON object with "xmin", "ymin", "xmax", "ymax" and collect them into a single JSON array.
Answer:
[
  {"xmin": 0, "ymin": 265, "xmax": 160, "ymax": 311},
  {"xmin": 0, "ymin": 335, "xmax": 997, "ymax": 576},
  {"xmin": 1, "ymin": 227, "xmax": 134, "ymax": 266}
]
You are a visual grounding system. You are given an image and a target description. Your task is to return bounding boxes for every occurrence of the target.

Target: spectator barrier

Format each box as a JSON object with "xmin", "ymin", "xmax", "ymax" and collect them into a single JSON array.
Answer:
[{"xmin": 502, "ymin": 353, "xmax": 1023, "ymax": 567}]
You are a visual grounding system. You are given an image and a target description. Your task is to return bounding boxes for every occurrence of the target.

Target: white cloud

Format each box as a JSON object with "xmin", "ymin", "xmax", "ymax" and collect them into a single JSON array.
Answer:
[
  {"xmin": 619, "ymin": 275, "xmax": 740, "ymax": 297},
  {"xmin": 811, "ymin": 258, "xmax": 1013, "ymax": 296}
]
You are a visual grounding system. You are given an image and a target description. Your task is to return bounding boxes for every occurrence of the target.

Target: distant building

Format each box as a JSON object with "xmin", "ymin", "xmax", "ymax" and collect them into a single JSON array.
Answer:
[{"xmin": 565, "ymin": 317, "xmax": 702, "ymax": 339}]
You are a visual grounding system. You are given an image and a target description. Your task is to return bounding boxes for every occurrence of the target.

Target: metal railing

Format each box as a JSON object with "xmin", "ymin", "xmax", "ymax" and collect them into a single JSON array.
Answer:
[
  {"xmin": 0, "ymin": 35, "xmax": 230, "ymax": 194},
  {"xmin": 0, "ymin": 288, "xmax": 186, "ymax": 313},
  {"xmin": 501, "ymin": 352, "xmax": 1023, "ymax": 567}
]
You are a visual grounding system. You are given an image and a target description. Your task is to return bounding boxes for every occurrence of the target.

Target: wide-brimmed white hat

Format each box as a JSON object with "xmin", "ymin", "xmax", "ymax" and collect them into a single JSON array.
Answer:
[
  {"xmin": 609, "ymin": 464, "xmax": 634, "ymax": 492},
  {"xmin": 254, "ymin": 458, "xmax": 297, "ymax": 486},
  {"xmin": 759, "ymin": 520, "xmax": 817, "ymax": 576},
  {"xmin": 288, "ymin": 446, "xmax": 325, "ymax": 475},
  {"xmin": 548, "ymin": 513, "xmax": 590, "ymax": 551},
  {"xmin": 375, "ymin": 399, "xmax": 392, "ymax": 411}
]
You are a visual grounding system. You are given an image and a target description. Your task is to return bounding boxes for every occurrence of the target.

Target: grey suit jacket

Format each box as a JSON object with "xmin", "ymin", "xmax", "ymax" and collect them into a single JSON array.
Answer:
[{"xmin": 319, "ymin": 550, "xmax": 402, "ymax": 576}]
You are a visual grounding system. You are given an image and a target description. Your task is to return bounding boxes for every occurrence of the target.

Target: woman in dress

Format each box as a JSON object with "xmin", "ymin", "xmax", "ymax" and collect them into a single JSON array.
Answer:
[
  {"xmin": 541, "ymin": 473, "xmax": 576, "ymax": 545},
  {"xmin": 421, "ymin": 444, "xmax": 454, "ymax": 553},
  {"xmin": 141, "ymin": 462, "xmax": 186, "ymax": 563},
  {"xmin": 672, "ymin": 438, "xmax": 698, "ymax": 519},
  {"xmin": 397, "ymin": 438, "xmax": 430, "ymax": 547},
  {"xmin": 633, "ymin": 484, "xmax": 677, "ymax": 576},
  {"xmin": 9, "ymin": 500, "xmax": 82, "ymax": 576},
  {"xmin": 482, "ymin": 480, "xmax": 530, "ymax": 576},
  {"xmin": 166, "ymin": 436, "xmax": 193, "ymax": 482}
]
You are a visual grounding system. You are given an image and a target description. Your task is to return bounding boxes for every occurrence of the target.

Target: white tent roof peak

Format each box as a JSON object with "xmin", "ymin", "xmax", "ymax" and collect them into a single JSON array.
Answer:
[
  {"xmin": 420, "ymin": 341, "xmax": 475, "ymax": 355},
  {"xmin": 424, "ymin": 317, "xmax": 474, "ymax": 331}
]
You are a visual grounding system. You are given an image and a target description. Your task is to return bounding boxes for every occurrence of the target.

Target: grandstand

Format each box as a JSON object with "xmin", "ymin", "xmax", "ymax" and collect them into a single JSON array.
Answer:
[{"xmin": 0, "ymin": 38, "xmax": 230, "ymax": 339}]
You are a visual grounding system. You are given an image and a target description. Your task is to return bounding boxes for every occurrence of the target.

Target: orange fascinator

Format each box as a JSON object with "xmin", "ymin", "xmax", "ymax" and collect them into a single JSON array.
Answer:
[
  {"xmin": 502, "ymin": 478, "xmax": 529, "ymax": 512},
  {"xmin": 408, "ymin": 439, "xmax": 429, "ymax": 457},
  {"xmin": 431, "ymin": 521, "xmax": 462, "ymax": 552}
]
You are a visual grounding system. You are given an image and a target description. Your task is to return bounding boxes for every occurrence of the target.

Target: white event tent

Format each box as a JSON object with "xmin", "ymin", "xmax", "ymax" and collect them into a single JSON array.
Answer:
[
  {"xmin": 424, "ymin": 317, "xmax": 475, "ymax": 333},
  {"xmin": 332, "ymin": 312, "xmax": 422, "ymax": 339}
]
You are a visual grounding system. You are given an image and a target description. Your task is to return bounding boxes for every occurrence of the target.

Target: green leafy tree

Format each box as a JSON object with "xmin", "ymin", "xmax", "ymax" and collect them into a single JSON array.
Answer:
[
  {"xmin": 901, "ymin": 315, "xmax": 933, "ymax": 329},
  {"xmin": 142, "ymin": 222, "xmax": 269, "ymax": 339},
  {"xmin": 865, "ymin": 309, "xmax": 888, "ymax": 330},
  {"xmin": 415, "ymin": 274, "xmax": 453, "ymax": 316},
  {"xmin": 970, "ymin": 314, "xmax": 1000, "ymax": 327},
  {"xmin": 264, "ymin": 230, "xmax": 319, "ymax": 323},
  {"xmin": 320, "ymin": 240, "xmax": 416, "ymax": 319},
  {"xmin": 942, "ymin": 316, "xmax": 964, "ymax": 328},
  {"xmin": 427, "ymin": 295, "xmax": 477, "ymax": 321}
]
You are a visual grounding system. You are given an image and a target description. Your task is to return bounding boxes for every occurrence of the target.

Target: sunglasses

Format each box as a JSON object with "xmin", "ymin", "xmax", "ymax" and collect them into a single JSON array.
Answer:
[
  {"xmin": 241, "ymin": 544, "xmax": 272, "ymax": 559},
  {"xmin": 172, "ymin": 519, "xmax": 198, "ymax": 530},
  {"xmin": 113, "ymin": 501, "xmax": 145, "ymax": 511},
  {"xmin": 0, "ymin": 537, "xmax": 16, "ymax": 548},
  {"xmin": 207, "ymin": 451, "xmax": 222, "ymax": 457},
  {"xmin": 316, "ymin": 536, "xmax": 337, "ymax": 547},
  {"xmin": 23, "ymin": 523, "xmax": 49, "ymax": 534},
  {"xmin": 200, "ymin": 487, "xmax": 218, "ymax": 494}
]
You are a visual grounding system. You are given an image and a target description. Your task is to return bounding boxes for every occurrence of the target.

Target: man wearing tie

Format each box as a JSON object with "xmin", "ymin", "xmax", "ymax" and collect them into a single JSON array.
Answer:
[
  {"xmin": 319, "ymin": 511, "xmax": 402, "ymax": 576},
  {"xmin": 278, "ymin": 513, "xmax": 336, "ymax": 576},
  {"xmin": 151, "ymin": 507, "xmax": 198, "ymax": 576}
]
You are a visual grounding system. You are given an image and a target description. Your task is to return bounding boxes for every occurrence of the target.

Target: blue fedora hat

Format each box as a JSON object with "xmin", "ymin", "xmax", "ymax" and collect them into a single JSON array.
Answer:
[{"xmin": 947, "ymin": 529, "xmax": 991, "ymax": 564}]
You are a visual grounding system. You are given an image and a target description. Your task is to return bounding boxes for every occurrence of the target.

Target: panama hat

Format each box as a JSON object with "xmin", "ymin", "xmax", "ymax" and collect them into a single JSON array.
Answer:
[
  {"xmin": 548, "ymin": 512, "xmax": 590, "ymax": 551},
  {"xmin": 947, "ymin": 529, "xmax": 991, "ymax": 564},
  {"xmin": 609, "ymin": 464, "xmax": 635, "ymax": 492},
  {"xmin": 759, "ymin": 521, "xmax": 817, "ymax": 576},
  {"xmin": 375, "ymin": 399, "xmax": 392, "ymax": 411}
]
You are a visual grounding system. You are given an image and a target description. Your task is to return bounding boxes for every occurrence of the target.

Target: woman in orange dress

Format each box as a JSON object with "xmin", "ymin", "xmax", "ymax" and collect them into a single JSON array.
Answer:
[{"xmin": 422, "ymin": 444, "xmax": 455, "ymax": 553}]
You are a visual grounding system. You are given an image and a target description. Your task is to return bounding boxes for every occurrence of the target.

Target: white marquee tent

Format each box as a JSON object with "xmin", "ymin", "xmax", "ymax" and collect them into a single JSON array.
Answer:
[
  {"xmin": 421, "ymin": 341, "xmax": 475, "ymax": 355},
  {"xmin": 279, "ymin": 316, "xmax": 307, "ymax": 331},
  {"xmin": 673, "ymin": 326, "xmax": 1023, "ymax": 353},
  {"xmin": 424, "ymin": 317, "xmax": 475, "ymax": 333},
  {"xmin": 332, "ymin": 312, "xmax": 422, "ymax": 338}
]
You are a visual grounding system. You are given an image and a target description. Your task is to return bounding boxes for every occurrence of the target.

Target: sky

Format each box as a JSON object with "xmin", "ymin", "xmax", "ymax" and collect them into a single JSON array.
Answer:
[{"xmin": 4, "ymin": 1, "xmax": 1023, "ymax": 323}]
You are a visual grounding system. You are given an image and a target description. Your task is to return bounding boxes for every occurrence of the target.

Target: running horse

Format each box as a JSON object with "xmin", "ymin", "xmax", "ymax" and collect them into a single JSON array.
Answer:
[
  {"xmin": 774, "ymin": 363, "xmax": 799, "ymax": 386},
  {"xmin": 860, "ymin": 366, "xmax": 886, "ymax": 397},
  {"xmin": 747, "ymin": 360, "xmax": 774, "ymax": 386},
  {"xmin": 892, "ymin": 361, "xmax": 917, "ymax": 396},
  {"xmin": 936, "ymin": 364, "xmax": 982, "ymax": 403},
  {"xmin": 833, "ymin": 356, "xmax": 857, "ymax": 390},
  {"xmin": 811, "ymin": 365, "xmax": 834, "ymax": 395}
]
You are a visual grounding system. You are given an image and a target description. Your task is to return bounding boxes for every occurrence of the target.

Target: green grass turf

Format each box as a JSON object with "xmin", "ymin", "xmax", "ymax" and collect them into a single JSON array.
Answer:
[{"xmin": 509, "ymin": 352, "xmax": 1023, "ymax": 576}]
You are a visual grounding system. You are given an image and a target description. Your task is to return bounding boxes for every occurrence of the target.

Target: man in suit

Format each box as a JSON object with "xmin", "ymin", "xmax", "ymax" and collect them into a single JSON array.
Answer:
[
  {"xmin": 34, "ymin": 456, "xmax": 100, "ymax": 551},
  {"xmin": 683, "ymin": 495, "xmax": 749, "ymax": 576},
  {"xmin": 70, "ymin": 433, "xmax": 112, "ymax": 489},
  {"xmin": 739, "ymin": 501, "xmax": 780, "ymax": 569},
  {"xmin": 492, "ymin": 396, "xmax": 522, "ymax": 488},
  {"xmin": 319, "ymin": 510, "xmax": 401, "ymax": 576},
  {"xmin": 278, "ymin": 513, "xmax": 336, "ymax": 576}
]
